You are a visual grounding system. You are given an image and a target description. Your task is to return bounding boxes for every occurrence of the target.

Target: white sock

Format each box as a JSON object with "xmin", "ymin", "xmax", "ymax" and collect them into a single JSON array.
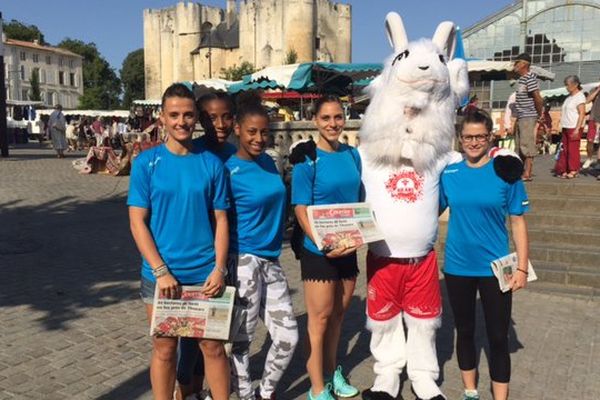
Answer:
[{"xmin": 464, "ymin": 389, "xmax": 479, "ymax": 397}]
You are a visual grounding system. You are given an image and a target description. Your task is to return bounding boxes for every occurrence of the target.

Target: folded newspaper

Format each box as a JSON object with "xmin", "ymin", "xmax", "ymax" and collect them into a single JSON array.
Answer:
[
  {"xmin": 150, "ymin": 286, "xmax": 235, "ymax": 340},
  {"xmin": 490, "ymin": 253, "xmax": 537, "ymax": 293},
  {"xmin": 306, "ymin": 202, "xmax": 384, "ymax": 252}
]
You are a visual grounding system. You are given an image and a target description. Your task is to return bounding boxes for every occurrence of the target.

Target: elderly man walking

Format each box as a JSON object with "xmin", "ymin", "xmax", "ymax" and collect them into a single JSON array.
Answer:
[
  {"xmin": 513, "ymin": 53, "xmax": 544, "ymax": 181},
  {"xmin": 48, "ymin": 104, "xmax": 67, "ymax": 158}
]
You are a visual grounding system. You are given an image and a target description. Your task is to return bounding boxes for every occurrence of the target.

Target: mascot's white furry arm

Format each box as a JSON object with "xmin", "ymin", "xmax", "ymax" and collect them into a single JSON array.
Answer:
[{"xmin": 359, "ymin": 12, "xmax": 467, "ymax": 400}]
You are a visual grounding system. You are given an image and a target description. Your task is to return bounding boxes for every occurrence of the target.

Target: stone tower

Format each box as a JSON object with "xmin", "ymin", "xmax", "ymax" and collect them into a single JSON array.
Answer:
[{"xmin": 143, "ymin": 0, "xmax": 352, "ymax": 100}]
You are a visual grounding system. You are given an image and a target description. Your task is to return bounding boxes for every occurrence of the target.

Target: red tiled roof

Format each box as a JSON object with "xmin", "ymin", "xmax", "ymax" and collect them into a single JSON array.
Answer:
[{"xmin": 4, "ymin": 39, "xmax": 83, "ymax": 58}]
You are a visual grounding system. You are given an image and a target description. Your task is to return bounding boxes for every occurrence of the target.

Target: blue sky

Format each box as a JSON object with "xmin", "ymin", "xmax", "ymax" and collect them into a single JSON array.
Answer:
[{"xmin": 1, "ymin": 0, "xmax": 513, "ymax": 72}]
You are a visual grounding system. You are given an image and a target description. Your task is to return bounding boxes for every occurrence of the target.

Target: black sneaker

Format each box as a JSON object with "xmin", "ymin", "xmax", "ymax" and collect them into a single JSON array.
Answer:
[{"xmin": 362, "ymin": 388, "xmax": 403, "ymax": 400}]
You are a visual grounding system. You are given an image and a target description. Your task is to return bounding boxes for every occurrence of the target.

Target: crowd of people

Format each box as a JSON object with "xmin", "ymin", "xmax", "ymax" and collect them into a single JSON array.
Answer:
[
  {"xmin": 44, "ymin": 104, "xmax": 162, "ymax": 158},
  {"xmin": 504, "ymin": 52, "xmax": 600, "ymax": 180},
  {"xmin": 127, "ymin": 81, "xmax": 529, "ymax": 400}
]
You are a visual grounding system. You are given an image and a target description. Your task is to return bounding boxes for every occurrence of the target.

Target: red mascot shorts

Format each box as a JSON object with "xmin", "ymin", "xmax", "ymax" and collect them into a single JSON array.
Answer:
[{"xmin": 367, "ymin": 250, "xmax": 442, "ymax": 321}]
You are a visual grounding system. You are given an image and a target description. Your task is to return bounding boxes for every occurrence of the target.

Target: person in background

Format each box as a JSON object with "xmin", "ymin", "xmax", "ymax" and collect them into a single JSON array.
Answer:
[
  {"xmin": 292, "ymin": 95, "xmax": 361, "ymax": 400},
  {"xmin": 65, "ymin": 120, "xmax": 79, "ymax": 152},
  {"xmin": 512, "ymin": 53, "xmax": 544, "ymax": 181},
  {"xmin": 555, "ymin": 75, "xmax": 586, "ymax": 179},
  {"xmin": 128, "ymin": 83, "xmax": 230, "ymax": 400},
  {"xmin": 227, "ymin": 92, "xmax": 298, "ymax": 400},
  {"xmin": 440, "ymin": 109, "xmax": 529, "ymax": 400},
  {"xmin": 585, "ymin": 82, "xmax": 600, "ymax": 169},
  {"xmin": 48, "ymin": 104, "xmax": 67, "ymax": 158}
]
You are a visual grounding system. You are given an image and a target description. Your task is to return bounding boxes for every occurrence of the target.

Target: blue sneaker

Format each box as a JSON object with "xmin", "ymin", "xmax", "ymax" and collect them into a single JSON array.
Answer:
[
  {"xmin": 308, "ymin": 384, "xmax": 335, "ymax": 400},
  {"xmin": 331, "ymin": 366, "xmax": 359, "ymax": 398},
  {"xmin": 462, "ymin": 392, "xmax": 479, "ymax": 400}
]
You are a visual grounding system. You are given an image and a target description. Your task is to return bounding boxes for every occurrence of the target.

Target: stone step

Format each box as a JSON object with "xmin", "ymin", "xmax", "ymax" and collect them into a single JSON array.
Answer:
[
  {"xmin": 439, "ymin": 222, "xmax": 600, "ymax": 244},
  {"xmin": 528, "ymin": 194, "xmax": 600, "ymax": 213},
  {"xmin": 525, "ymin": 281, "xmax": 599, "ymax": 300},
  {"xmin": 528, "ymin": 243, "xmax": 599, "ymax": 270},
  {"xmin": 435, "ymin": 245, "xmax": 600, "ymax": 289},
  {"xmin": 525, "ymin": 212, "xmax": 600, "ymax": 232},
  {"xmin": 525, "ymin": 181, "xmax": 600, "ymax": 196}
]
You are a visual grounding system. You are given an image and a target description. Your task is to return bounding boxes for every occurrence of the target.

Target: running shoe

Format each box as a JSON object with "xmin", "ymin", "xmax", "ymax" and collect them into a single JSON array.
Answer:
[
  {"xmin": 308, "ymin": 383, "xmax": 335, "ymax": 400},
  {"xmin": 331, "ymin": 366, "xmax": 359, "ymax": 398}
]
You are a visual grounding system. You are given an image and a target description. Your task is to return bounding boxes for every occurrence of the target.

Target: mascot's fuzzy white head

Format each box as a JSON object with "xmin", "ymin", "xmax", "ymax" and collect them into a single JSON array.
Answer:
[{"xmin": 359, "ymin": 12, "xmax": 469, "ymax": 173}]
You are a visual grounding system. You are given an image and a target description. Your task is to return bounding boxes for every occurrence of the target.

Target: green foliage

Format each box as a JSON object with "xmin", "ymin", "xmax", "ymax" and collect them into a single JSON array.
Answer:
[
  {"xmin": 285, "ymin": 48, "xmax": 298, "ymax": 64},
  {"xmin": 3, "ymin": 19, "xmax": 46, "ymax": 44},
  {"xmin": 220, "ymin": 61, "xmax": 255, "ymax": 81},
  {"xmin": 120, "ymin": 49, "xmax": 145, "ymax": 108},
  {"xmin": 57, "ymin": 38, "xmax": 121, "ymax": 109},
  {"xmin": 29, "ymin": 68, "xmax": 41, "ymax": 101}
]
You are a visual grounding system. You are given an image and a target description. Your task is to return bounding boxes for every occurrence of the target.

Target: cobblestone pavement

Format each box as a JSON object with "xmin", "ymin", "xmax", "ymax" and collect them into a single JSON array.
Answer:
[{"xmin": 0, "ymin": 146, "xmax": 598, "ymax": 400}]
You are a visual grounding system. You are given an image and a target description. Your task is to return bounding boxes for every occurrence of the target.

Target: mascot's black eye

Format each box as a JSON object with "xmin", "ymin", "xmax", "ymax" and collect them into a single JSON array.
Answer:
[
  {"xmin": 392, "ymin": 50, "xmax": 410, "ymax": 66},
  {"xmin": 438, "ymin": 54, "xmax": 446, "ymax": 64}
]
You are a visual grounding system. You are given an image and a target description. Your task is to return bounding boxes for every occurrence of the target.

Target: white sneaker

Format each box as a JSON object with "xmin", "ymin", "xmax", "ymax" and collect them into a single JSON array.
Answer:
[{"xmin": 582, "ymin": 158, "xmax": 593, "ymax": 169}]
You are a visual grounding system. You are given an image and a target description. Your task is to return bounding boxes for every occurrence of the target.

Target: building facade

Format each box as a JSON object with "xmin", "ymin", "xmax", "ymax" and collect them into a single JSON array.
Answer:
[
  {"xmin": 2, "ymin": 35, "xmax": 84, "ymax": 109},
  {"xmin": 144, "ymin": 0, "xmax": 352, "ymax": 99},
  {"xmin": 463, "ymin": 0, "xmax": 600, "ymax": 109}
]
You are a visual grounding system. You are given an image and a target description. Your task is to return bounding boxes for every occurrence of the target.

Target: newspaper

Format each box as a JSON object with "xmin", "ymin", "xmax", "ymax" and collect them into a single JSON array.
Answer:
[
  {"xmin": 150, "ymin": 286, "xmax": 235, "ymax": 340},
  {"xmin": 490, "ymin": 252, "xmax": 538, "ymax": 293},
  {"xmin": 306, "ymin": 202, "xmax": 384, "ymax": 252}
]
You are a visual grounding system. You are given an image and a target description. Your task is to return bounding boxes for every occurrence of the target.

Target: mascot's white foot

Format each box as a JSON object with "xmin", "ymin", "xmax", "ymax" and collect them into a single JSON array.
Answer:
[
  {"xmin": 404, "ymin": 313, "xmax": 444, "ymax": 400},
  {"xmin": 366, "ymin": 313, "xmax": 406, "ymax": 398}
]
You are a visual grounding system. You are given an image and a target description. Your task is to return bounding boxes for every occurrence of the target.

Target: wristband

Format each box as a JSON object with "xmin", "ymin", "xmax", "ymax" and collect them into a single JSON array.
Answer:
[
  {"xmin": 152, "ymin": 263, "xmax": 169, "ymax": 278},
  {"xmin": 214, "ymin": 265, "xmax": 228, "ymax": 276},
  {"xmin": 516, "ymin": 268, "xmax": 528, "ymax": 275}
]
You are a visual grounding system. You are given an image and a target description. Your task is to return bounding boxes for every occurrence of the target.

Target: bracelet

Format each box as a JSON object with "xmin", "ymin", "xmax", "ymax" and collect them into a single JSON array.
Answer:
[
  {"xmin": 214, "ymin": 265, "xmax": 228, "ymax": 276},
  {"xmin": 516, "ymin": 268, "xmax": 528, "ymax": 275},
  {"xmin": 152, "ymin": 263, "xmax": 169, "ymax": 278}
]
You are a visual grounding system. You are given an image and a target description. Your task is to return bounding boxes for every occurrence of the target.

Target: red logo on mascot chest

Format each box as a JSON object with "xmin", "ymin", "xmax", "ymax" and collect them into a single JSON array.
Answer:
[{"xmin": 385, "ymin": 170, "xmax": 424, "ymax": 203}]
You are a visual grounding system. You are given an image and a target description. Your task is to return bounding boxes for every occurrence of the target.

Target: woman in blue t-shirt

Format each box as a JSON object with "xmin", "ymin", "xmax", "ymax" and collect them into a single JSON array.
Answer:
[
  {"xmin": 128, "ymin": 83, "xmax": 230, "ymax": 400},
  {"xmin": 176, "ymin": 91, "xmax": 237, "ymax": 400},
  {"xmin": 439, "ymin": 109, "xmax": 530, "ymax": 400},
  {"xmin": 291, "ymin": 95, "xmax": 361, "ymax": 400},
  {"xmin": 226, "ymin": 92, "xmax": 299, "ymax": 400}
]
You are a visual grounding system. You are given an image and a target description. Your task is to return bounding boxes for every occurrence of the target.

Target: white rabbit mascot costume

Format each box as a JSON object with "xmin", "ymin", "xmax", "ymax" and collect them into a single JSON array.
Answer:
[{"xmin": 359, "ymin": 13, "xmax": 469, "ymax": 400}]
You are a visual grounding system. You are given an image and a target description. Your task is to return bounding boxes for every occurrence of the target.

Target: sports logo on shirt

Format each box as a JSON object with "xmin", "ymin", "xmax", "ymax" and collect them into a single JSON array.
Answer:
[{"xmin": 384, "ymin": 170, "xmax": 424, "ymax": 203}]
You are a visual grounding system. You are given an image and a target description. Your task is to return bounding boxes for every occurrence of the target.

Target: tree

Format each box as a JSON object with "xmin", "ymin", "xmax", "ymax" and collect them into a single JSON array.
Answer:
[
  {"xmin": 120, "ymin": 49, "xmax": 145, "ymax": 108},
  {"xmin": 220, "ymin": 61, "xmax": 255, "ymax": 81},
  {"xmin": 57, "ymin": 38, "xmax": 121, "ymax": 109},
  {"xmin": 285, "ymin": 48, "xmax": 298, "ymax": 64},
  {"xmin": 3, "ymin": 19, "xmax": 46, "ymax": 44},
  {"xmin": 29, "ymin": 68, "xmax": 41, "ymax": 101}
]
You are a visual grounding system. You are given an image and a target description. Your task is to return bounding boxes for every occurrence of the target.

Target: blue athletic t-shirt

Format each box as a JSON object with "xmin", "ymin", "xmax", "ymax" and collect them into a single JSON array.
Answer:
[
  {"xmin": 291, "ymin": 144, "xmax": 362, "ymax": 255},
  {"xmin": 225, "ymin": 153, "xmax": 286, "ymax": 259},
  {"xmin": 127, "ymin": 143, "xmax": 229, "ymax": 284},
  {"xmin": 192, "ymin": 135, "xmax": 237, "ymax": 163},
  {"xmin": 439, "ymin": 160, "xmax": 529, "ymax": 277}
]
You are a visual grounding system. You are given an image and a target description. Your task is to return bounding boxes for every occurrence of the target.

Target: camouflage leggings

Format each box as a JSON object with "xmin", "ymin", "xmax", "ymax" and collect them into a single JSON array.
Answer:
[{"xmin": 230, "ymin": 253, "xmax": 299, "ymax": 400}]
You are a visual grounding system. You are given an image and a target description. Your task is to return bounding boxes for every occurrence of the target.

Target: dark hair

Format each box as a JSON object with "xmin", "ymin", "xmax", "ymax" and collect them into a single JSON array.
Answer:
[
  {"xmin": 235, "ymin": 91, "xmax": 269, "ymax": 124},
  {"xmin": 314, "ymin": 95, "xmax": 343, "ymax": 115},
  {"xmin": 196, "ymin": 91, "xmax": 234, "ymax": 114},
  {"xmin": 460, "ymin": 108, "xmax": 493, "ymax": 134},
  {"xmin": 161, "ymin": 83, "xmax": 195, "ymax": 108}
]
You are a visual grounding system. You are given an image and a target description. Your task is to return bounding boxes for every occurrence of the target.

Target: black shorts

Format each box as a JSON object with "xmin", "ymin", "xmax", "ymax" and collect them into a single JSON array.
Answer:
[{"xmin": 300, "ymin": 248, "xmax": 359, "ymax": 281}]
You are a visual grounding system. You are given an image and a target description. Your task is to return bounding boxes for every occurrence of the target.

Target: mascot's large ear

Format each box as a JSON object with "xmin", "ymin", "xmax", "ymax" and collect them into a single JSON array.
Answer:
[
  {"xmin": 385, "ymin": 12, "xmax": 408, "ymax": 52},
  {"xmin": 432, "ymin": 21, "xmax": 457, "ymax": 59}
]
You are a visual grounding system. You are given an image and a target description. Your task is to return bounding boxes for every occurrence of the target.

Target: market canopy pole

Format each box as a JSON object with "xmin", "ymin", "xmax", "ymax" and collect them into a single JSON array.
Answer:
[{"xmin": 0, "ymin": 12, "xmax": 8, "ymax": 157}]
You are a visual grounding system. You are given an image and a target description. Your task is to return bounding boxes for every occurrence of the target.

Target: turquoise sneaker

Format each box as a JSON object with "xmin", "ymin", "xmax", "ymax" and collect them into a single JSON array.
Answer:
[
  {"xmin": 308, "ymin": 384, "xmax": 335, "ymax": 400},
  {"xmin": 462, "ymin": 391, "xmax": 480, "ymax": 400},
  {"xmin": 331, "ymin": 366, "xmax": 359, "ymax": 398}
]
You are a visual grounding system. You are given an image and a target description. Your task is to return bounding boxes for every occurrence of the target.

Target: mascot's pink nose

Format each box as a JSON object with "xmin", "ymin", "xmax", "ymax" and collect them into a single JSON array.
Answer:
[{"xmin": 418, "ymin": 65, "xmax": 429, "ymax": 70}]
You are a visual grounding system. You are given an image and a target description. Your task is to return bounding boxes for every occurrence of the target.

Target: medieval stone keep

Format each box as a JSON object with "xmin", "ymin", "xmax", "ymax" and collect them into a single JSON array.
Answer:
[{"xmin": 143, "ymin": 0, "xmax": 352, "ymax": 99}]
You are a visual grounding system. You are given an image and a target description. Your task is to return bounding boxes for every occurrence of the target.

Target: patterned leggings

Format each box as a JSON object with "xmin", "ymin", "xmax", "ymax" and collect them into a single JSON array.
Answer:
[{"xmin": 230, "ymin": 253, "xmax": 299, "ymax": 400}]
